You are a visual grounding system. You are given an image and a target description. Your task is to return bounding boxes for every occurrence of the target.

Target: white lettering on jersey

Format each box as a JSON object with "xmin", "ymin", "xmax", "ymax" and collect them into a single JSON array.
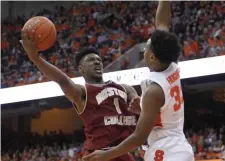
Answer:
[
  {"xmin": 96, "ymin": 87, "xmax": 127, "ymax": 105},
  {"xmin": 104, "ymin": 116, "xmax": 136, "ymax": 126}
]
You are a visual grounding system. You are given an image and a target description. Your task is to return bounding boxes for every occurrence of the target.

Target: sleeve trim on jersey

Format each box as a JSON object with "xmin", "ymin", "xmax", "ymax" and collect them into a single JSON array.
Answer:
[{"xmin": 72, "ymin": 85, "xmax": 88, "ymax": 115}]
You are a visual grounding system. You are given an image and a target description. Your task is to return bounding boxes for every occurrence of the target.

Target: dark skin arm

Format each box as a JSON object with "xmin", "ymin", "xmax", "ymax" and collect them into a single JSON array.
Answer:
[
  {"xmin": 156, "ymin": 1, "xmax": 178, "ymax": 64},
  {"xmin": 155, "ymin": 1, "xmax": 171, "ymax": 31},
  {"xmin": 83, "ymin": 83, "xmax": 165, "ymax": 161},
  {"xmin": 121, "ymin": 84, "xmax": 141, "ymax": 114},
  {"xmin": 20, "ymin": 30, "xmax": 85, "ymax": 112},
  {"xmin": 121, "ymin": 84, "xmax": 138, "ymax": 103}
]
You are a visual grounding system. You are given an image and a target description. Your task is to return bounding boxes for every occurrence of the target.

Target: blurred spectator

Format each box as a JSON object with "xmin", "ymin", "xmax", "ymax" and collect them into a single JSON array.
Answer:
[
  {"xmin": 1, "ymin": 1, "xmax": 225, "ymax": 88},
  {"xmin": 186, "ymin": 125, "xmax": 225, "ymax": 160}
]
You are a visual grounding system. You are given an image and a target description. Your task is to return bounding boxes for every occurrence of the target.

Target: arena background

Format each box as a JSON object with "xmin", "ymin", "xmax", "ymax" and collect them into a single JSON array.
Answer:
[{"xmin": 1, "ymin": 1, "xmax": 225, "ymax": 161}]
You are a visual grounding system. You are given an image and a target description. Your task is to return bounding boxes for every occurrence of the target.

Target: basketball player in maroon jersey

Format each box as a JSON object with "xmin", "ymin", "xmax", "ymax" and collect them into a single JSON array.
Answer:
[
  {"xmin": 83, "ymin": 1, "xmax": 194, "ymax": 161},
  {"xmin": 20, "ymin": 32, "xmax": 140, "ymax": 160}
]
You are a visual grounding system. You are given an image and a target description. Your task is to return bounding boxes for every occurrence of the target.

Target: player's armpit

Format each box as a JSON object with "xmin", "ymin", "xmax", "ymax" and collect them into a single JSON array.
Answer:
[{"xmin": 59, "ymin": 78, "xmax": 86, "ymax": 111}]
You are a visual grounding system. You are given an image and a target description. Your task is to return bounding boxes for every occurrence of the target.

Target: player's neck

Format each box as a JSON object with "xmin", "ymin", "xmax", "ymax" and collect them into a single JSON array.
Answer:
[
  {"xmin": 85, "ymin": 78, "xmax": 104, "ymax": 84},
  {"xmin": 152, "ymin": 63, "xmax": 170, "ymax": 72}
]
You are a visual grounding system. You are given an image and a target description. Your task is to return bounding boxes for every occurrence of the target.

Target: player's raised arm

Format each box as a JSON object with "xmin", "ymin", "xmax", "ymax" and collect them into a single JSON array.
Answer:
[
  {"xmin": 20, "ymin": 30, "xmax": 85, "ymax": 109},
  {"xmin": 155, "ymin": 1, "xmax": 171, "ymax": 31}
]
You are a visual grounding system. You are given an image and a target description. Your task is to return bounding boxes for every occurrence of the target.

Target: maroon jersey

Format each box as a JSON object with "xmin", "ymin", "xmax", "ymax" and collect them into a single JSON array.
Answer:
[{"xmin": 74, "ymin": 81, "xmax": 137, "ymax": 151}]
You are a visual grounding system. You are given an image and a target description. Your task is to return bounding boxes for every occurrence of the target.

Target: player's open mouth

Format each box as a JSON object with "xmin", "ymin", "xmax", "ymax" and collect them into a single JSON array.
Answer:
[{"xmin": 94, "ymin": 66, "xmax": 102, "ymax": 73}]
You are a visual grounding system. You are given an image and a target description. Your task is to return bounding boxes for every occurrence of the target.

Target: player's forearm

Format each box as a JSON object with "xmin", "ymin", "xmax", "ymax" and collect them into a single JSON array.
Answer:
[
  {"xmin": 106, "ymin": 134, "xmax": 144, "ymax": 160},
  {"xmin": 32, "ymin": 57, "xmax": 70, "ymax": 85},
  {"xmin": 155, "ymin": 1, "xmax": 171, "ymax": 29}
]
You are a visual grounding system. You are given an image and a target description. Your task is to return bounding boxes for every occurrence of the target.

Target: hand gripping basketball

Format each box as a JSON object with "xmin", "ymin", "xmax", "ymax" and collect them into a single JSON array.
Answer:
[{"xmin": 20, "ymin": 29, "xmax": 39, "ymax": 61}]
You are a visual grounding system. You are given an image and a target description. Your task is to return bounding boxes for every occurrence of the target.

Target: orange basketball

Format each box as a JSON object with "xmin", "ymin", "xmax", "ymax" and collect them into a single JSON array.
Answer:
[{"xmin": 22, "ymin": 16, "xmax": 57, "ymax": 51}]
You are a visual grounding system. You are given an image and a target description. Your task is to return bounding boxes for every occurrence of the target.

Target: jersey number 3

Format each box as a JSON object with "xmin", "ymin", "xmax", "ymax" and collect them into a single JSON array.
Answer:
[{"xmin": 170, "ymin": 85, "xmax": 183, "ymax": 112}]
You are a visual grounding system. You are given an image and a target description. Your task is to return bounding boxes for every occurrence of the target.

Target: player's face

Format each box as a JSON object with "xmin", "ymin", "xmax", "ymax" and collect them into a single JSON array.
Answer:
[
  {"xmin": 79, "ymin": 54, "xmax": 103, "ymax": 80},
  {"xmin": 144, "ymin": 47, "xmax": 155, "ymax": 70},
  {"xmin": 144, "ymin": 39, "xmax": 156, "ymax": 70}
]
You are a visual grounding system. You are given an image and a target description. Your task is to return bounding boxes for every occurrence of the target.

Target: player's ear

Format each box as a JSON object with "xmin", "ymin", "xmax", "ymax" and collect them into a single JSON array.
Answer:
[
  {"xmin": 150, "ymin": 54, "xmax": 154, "ymax": 60},
  {"xmin": 78, "ymin": 65, "xmax": 84, "ymax": 74}
]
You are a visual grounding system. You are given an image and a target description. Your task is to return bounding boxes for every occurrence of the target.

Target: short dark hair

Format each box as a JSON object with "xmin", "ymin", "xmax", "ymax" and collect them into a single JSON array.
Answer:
[
  {"xmin": 150, "ymin": 29, "xmax": 181, "ymax": 64},
  {"xmin": 75, "ymin": 47, "xmax": 99, "ymax": 66}
]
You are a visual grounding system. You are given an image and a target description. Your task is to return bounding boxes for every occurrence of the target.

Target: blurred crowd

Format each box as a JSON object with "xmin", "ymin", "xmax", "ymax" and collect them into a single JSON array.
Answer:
[
  {"xmin": 186, "ymin": 126, "xmax": 225, "ymax": 160},
  {"xmin": 1, "ymin": 1, "xmax": 225, "ymax": 88},
  {"xmin": 1, "ymin": 126, "xmax": 224, "ymax": 161},
  {"xmin": 1, "ymin": 127, "xmax": 85, "ymax": 161}
]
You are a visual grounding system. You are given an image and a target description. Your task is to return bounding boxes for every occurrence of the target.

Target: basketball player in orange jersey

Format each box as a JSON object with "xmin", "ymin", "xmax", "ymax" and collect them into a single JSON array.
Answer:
[
  {"xmin": 83, "ymin": 1, "xmax": 194, "ymax": 161},
  {"xmin": 20, "ymin": 34, "xmax": 140, "ymax": 160}
]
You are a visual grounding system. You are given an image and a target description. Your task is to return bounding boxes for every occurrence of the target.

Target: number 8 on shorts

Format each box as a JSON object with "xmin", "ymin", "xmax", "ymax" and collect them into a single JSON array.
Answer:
[{"xmin": 154, "ymin": 150, "xmax": 164, "ymax": 161}]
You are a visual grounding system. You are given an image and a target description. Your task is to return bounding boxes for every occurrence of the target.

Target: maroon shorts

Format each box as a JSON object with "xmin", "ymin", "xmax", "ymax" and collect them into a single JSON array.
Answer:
[{"xmin": 110, "ymin": 153, "xmax": 135, "ymax": 161}]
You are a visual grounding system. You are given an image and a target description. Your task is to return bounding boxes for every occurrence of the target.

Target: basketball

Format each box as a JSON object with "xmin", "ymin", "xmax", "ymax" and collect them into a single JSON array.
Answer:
[{"xmin": 22, "ymin": 16, "xmax": 57, "ymax": 51}]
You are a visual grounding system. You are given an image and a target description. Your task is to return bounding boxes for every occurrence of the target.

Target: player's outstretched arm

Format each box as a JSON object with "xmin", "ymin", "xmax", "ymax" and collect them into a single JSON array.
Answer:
[
  {"xmin": 155, "ymin": 1, "xmax": 171, "ymax": 31},
  {"xmin": 20, "ymin": 29, "xmax": 85, "ymax": 109}
]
